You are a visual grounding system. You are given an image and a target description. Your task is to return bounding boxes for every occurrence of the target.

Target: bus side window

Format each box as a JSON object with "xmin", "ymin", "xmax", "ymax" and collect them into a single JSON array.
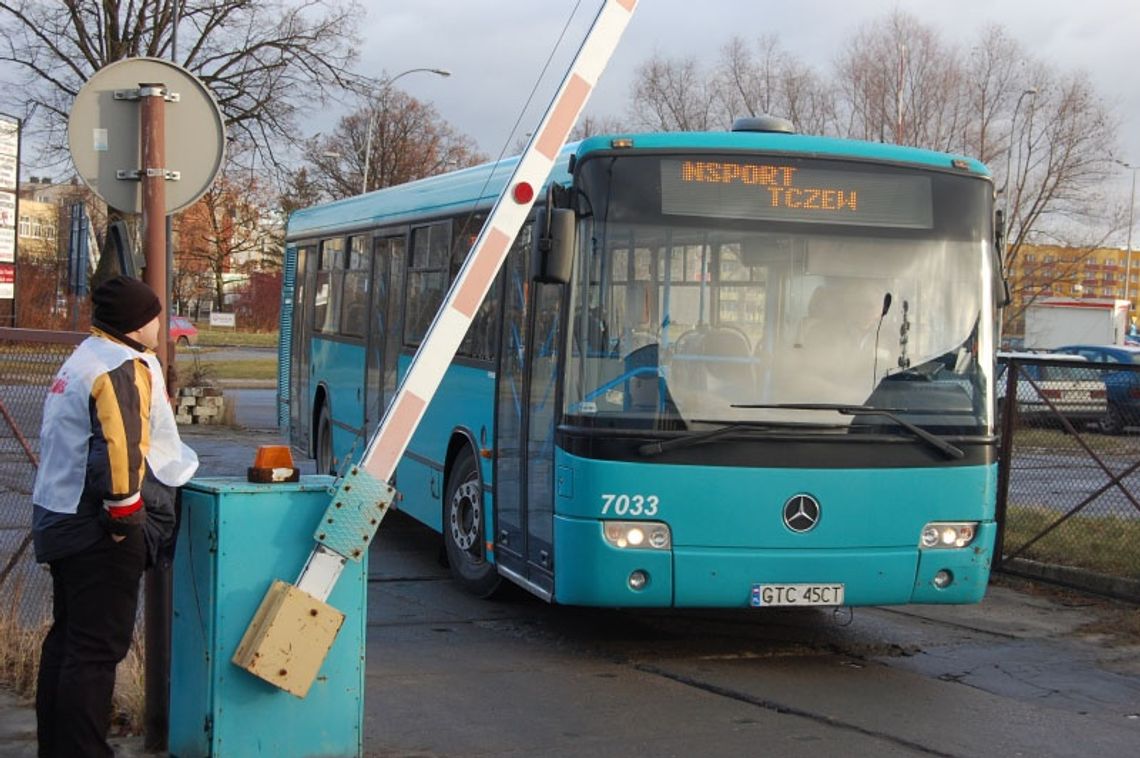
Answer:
[
  {"xmin": 314, "ymin": 237, "xmax": 345, "ymax": 334},
  {"xmin": 405, "ymin": 221, "xmax": 451, "ymax": 345},
  {"xmin": 340, "ymin": 235, "xmax": 369, "ymax": 338}
]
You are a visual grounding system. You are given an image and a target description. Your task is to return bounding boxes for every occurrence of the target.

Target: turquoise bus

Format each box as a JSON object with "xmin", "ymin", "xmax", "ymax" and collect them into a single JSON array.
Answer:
[{"xmin": 279, "ymin": 118, "xmax": 999, "ymax": 607}]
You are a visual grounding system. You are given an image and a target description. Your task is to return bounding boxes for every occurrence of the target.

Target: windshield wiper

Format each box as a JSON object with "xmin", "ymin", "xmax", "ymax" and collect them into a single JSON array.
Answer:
[
  {"xmin": 638, "ymin": 423, "xmax": 771, "ymax": 457},
  {"xmin": 636, "ymin": 418, "xmax": 847, "ymax": 457},
  {"xmin": 733, "ymin": 403, "xmax": 965, "ymax": 460}
]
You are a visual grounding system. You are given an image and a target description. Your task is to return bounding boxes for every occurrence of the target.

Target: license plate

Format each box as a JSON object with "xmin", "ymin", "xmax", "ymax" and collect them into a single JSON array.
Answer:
[{"xmin": 751, "ymin": 583, "xmax": 845, "ymax": 607}]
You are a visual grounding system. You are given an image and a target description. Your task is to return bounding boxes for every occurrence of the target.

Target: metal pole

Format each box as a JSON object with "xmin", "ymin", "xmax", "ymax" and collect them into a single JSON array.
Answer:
[
  {"xmin": 1002, "ymin": 87, "xmax": 1038, "ymax": 267},
  {"xmin": 140, "ymin": 84, "xmax": 169, "ymax": 366},
  {"xmin": 993, "ymin": 361, "xmax": 1019, "ymax": 570},
  {"xmin": 1124, "ymin": 165, "xmax": 1135, "ymax": 305},
  {"xmin": 139, "ymin": 81, "xmax": 170, "ymax": 753},
  {"xmin": 147, "ymin": 18, "xmax": 181, "ymax": 750}
]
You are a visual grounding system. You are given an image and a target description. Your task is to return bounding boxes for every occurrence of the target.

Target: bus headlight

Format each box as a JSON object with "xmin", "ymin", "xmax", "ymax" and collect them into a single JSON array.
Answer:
[
  {"xmin": 920, "ymin": 522, "xmax": 977, "ymax": 549},
  {"xmin": 603, "ymin": 521, "xmax": 671, "ymax": 550}
]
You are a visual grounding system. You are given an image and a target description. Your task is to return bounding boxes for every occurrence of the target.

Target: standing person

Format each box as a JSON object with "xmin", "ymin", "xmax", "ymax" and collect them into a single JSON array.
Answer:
[{"xmin": 32, "ymin": 275, "xmax": 198, "ymax": 758}]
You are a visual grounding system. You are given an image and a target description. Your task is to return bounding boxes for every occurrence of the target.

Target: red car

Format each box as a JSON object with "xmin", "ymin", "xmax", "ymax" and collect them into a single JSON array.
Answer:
[{"xmin": 170, "ymin": 315, "xmax": 199, "ymax": 346}]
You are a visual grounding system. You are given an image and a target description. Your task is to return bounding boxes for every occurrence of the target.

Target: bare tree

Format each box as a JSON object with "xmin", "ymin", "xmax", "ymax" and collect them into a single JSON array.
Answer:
[
  {"xmin": 278, "ymin": 166, "xmax": 324, "ymax": 220},
  {"xmin": 834, "ymin": 11, "xmax": 966, "ymax": 149},
  {"xmin": 712, "ymin": 35, "xmax": 836, "ymax": 135},
  {"xmin": 1002, "ymin": 69, "xmax": 1119, "ymax": 272},
  {"xmin": 958, "ymin": 25, "xmax": 1026, "ymax": 166},
  {"xmin": 570, "ymin": 113, "xmax": 630, "ymax": 141},
  {"xmin": 0, "ymin": 0, "xmax": 361, "ymax": 168},
  {"xmin": 305, "ymin": 87, "xmax": 486, "ymax": 201},
  {"xmin": 628, "ymin": 53, "xmax": 718, "ymax": 132}
]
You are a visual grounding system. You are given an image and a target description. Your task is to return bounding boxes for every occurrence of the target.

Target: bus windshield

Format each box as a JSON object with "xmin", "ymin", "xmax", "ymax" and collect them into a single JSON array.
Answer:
[{"xmin": 564, "ymin": 153, "xmax": 995, "ymax": 435}]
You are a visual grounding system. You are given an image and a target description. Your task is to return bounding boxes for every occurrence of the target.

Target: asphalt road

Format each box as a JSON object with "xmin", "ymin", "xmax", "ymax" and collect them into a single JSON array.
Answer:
[
  {"xmin": 179, "ymin": 386, "xmax": 1140, "ymax": 754},
  {"xmin": 364, "ymin": 511, "xmax": 1140, "ymax": 757}
]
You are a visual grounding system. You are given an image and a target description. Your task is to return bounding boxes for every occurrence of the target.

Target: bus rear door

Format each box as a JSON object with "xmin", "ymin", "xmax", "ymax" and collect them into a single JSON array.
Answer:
[{"xmin": 289, "ymin": 243, "xmax": 316, "ymax": 452}]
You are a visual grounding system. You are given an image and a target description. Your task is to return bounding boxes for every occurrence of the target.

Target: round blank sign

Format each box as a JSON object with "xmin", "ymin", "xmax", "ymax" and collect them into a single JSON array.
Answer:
[{"xmin": 68, "ymin": 57, "xmax": 225, "ymax": 214}]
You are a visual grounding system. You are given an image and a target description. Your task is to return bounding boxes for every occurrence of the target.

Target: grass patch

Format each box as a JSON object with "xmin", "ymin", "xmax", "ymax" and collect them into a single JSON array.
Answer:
[
  {"xmin": 195, "ymin": 328, "xmax": 278, "ymax": 348},
  {"xmin": 1004, "ymin": 504, "xmax": 1140, "ymax": 577},
  {"xmin": 175, "ymin": 357, "xmax": 277, "ymax": 382},
  {"xmin": 1, "ymin": 575, "xmax": 147, "ymax": 736},
  {"xmin": 1010, "ymin": 426, "xmax": 1140, "ymax": 456},
  {"xmin": 0, "ymin": 583, "xmax": 44, "ymax": 697}
]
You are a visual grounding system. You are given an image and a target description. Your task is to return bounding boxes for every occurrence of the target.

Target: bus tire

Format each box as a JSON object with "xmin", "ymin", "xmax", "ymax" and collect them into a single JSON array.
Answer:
[
  {"xmin": 443, "ymin": 447, "xmax": 501, "ymax": 598},
  {"xmin": 316, "ymin": 403, "xmax": 334, "ymax": 475}
]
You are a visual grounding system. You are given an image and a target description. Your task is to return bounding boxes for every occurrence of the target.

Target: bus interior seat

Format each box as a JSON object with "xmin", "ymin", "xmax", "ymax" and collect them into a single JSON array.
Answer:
[{"xmin": 670, "ymin": 326, "xmax": 752, "ymax": 392}]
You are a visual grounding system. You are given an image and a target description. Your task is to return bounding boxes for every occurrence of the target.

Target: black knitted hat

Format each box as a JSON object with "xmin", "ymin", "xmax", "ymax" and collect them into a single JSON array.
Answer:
[{"xmin": 92, "ymin": 275, "xmax": 162, "ymax": 334}]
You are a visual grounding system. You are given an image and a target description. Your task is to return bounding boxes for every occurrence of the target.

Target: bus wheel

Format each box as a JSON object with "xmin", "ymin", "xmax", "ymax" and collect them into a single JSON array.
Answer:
[
  {"xmin": 443, "ymin": 448, "xmax": 501, "ymax": 597},
  {"xmin": 316, "ymin": 404, "xmax": 334, "ymax": 475}
]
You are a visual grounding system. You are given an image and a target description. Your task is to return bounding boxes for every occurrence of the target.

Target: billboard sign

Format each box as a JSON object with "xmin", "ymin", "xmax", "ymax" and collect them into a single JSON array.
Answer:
[
  {"xmin": 0, "ymin": 263, "xmax": 14, "ymax": 298},
  {"xmin": 0, "ymin": 114, "xmax": 18, "ymax": 311}
]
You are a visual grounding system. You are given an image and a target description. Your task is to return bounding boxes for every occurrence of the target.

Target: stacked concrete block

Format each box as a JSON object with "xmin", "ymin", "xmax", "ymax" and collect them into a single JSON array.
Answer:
[{"xmin": 176, "ymin": 386, "xmax": 226, "ymax": 425}]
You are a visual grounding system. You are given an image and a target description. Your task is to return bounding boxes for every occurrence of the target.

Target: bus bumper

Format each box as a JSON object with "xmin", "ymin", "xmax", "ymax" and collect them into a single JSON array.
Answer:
[
  {"xmin": 553, "ymin": 517, "xmax": 994, "ymax": 607},
  {"xmin": 910, "ymin": 521, "xmax": 995, "ymax": 604},
  {"xmin": 553, "ymin": 515, "xmax": 674, "ymax": 606}
]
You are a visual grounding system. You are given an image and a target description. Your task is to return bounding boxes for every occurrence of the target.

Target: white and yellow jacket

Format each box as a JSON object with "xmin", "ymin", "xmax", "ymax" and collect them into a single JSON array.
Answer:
[{"xmin": 32, "ymin": 329, "xmax": 198, "ymax": 562}]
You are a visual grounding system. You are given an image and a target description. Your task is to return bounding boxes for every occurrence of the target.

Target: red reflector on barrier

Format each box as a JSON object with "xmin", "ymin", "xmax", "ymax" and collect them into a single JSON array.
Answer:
[{"xmin": 513, "ymin": 182, "xmax": 534, "ymax": 204}]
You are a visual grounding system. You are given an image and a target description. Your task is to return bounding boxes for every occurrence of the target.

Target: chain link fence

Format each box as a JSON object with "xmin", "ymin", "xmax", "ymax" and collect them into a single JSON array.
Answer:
[
  {"xmin": 996, "ymin": 352, "xmax": 1140, "ymax": 599},
  {"xmin": 0, "ymin": 328, "xmax": 86, "ymax": 626}
]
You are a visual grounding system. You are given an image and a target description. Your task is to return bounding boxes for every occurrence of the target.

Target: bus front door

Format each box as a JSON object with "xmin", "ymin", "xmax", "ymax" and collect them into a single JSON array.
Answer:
[{"xmin": 495, "ymin": 231, "xmax": 561, "ymax": 597}]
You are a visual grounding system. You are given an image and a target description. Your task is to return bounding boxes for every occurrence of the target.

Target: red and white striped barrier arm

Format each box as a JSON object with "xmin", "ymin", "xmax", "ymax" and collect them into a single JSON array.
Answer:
[{"xmin": 296, "ymin": 0, "xmax": 638, "ymax": 599}]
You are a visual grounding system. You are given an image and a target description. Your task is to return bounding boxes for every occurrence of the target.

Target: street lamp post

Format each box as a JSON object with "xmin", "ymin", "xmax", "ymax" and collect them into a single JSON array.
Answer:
[
  {"xmin": 1118, "ymin": 160, "xmax": 1137, "ymax": 305},
  {"xmin": 361, "ymin": 67, "xmax": 451, "ymax": 194},
  {"xmin": 1001, "ymin": 87, "xmax": 1038, "ymax": 264}
]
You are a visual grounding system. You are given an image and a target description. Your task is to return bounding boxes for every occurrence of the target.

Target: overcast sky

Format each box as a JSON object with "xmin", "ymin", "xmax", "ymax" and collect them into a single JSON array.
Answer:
[{"xmin": 356, "ymin": 0, "xmax": 1140, "ymax": 196}]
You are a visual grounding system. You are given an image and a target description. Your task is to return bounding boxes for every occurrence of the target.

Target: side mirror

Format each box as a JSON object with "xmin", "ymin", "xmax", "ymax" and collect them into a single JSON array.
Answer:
[
  {"xmin": 993, "ymin": 210, "xmax": 1012, "ymax": 309},
  {"xmin": 532, "ymin": 207, "xmax": 575, "ymax": 284}
]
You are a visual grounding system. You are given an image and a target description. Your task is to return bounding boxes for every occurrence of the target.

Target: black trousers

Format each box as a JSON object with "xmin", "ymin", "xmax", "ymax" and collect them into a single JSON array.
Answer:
[{"xmin": 36, "ymin": 527, "xmax": 146, "ymax": 758}]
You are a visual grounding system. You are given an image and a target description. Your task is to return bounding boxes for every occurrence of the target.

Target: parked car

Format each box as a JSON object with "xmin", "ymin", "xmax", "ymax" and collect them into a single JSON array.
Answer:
[
  {"xmin": 170, "ymin": 315, "xmax": 199, "ymax": 346},
  {"xmin": 995, "ymin": 352, "xmax": 1107, "ymax": 428},
  {"xmin": 1051, "ymin": 344, "xmax": 1140, "ymax": 434}
]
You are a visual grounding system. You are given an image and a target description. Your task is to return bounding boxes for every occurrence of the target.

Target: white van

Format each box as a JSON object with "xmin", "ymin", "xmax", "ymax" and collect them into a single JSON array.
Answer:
[{"xmin": 995, "ymin": 352, "xmax": 1107, "ymax": 426}]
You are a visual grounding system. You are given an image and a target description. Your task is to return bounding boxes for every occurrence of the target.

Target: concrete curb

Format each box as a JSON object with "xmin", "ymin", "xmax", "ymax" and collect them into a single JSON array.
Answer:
[{"xmin": 1001, "ymin": 558, "xmax": 1140, "ymax": 603}]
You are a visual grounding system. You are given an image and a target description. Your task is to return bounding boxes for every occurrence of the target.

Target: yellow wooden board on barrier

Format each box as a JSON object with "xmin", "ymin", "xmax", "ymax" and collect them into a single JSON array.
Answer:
[{"xmin": 232, "ymin": 579, "xmax": 345, "ymax": 698}]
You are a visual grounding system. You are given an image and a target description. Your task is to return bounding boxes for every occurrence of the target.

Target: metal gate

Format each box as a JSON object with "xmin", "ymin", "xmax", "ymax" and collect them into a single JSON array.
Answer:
[{"xmin": 995, "ymin": 352, "xmax": 1140, "ymax": 600}]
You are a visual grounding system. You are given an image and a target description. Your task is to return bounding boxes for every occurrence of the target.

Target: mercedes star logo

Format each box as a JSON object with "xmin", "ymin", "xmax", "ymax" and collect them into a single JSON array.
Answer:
[{"xmin": 783, "ymin": 494, "xmax": 821, "ymax": 533}]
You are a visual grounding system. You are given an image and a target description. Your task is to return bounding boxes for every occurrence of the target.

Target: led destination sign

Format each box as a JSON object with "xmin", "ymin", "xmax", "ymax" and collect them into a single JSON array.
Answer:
[{"xmin": 661, "ymin": 159, "xmax": 933, "ymax": 229}]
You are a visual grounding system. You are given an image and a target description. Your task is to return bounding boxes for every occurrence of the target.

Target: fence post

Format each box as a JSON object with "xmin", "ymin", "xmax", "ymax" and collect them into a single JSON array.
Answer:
[{"xmin": 993, "ymin": 359, "xmax": 1019, "ymax": 570}]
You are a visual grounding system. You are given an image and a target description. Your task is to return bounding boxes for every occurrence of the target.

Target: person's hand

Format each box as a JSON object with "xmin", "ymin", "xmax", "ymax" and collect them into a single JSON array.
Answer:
[{"xmin": 105, "ymin": 494, "xmax": 145, "ymax": 539}]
